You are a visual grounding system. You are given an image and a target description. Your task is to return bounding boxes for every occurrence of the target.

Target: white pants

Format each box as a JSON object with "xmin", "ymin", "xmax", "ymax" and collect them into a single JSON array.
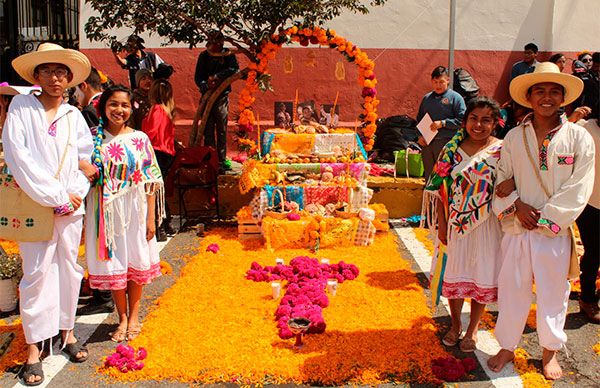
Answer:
[
  {"xmin": 495, "ymin": 231, "xmax": 570, "ymax": 351},
  {"xmin": 18, "ymin": 215, "xmax": 84, "ymax": 344}
]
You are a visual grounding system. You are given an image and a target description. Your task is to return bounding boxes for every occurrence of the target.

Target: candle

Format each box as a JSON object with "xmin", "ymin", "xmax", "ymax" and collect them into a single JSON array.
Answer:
[
  {"xmin": 292, "ymin": 88, "xmax": 299, "ymax": 123},
  {"xmin": 331, "ymin": 91, "xmax": 339, "ymax": 121},
  {"xmin": 353, "ymin": 119, "xmax": 358, "ymax": 159},
  {"xmin": 327, "ymin": 279, "xmax": 338, "ymax": 296},
  {"xmin": 320, "ymin": 258, "xmax": 330, "ymax": 265},
  {"xmin": 271, "ymin": 281, "xmax": 281, "ymax": 299},
  {"xmin": 276, "ymin": 258, "xmax": 285, "ymax": 265},
  {"xmin": 256, "ymin": 112, "xmax": 261, "ymax": 159}
]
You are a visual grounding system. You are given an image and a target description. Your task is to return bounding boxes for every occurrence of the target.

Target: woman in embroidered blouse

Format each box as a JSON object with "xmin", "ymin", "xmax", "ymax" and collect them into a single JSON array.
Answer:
[
  {"xmin": 425, "ymin": 96, "xmax": 506, "ymax": 352},
  {"xmin": 85, "ymin": 85, "xmax": 164, "ymax": 342}
]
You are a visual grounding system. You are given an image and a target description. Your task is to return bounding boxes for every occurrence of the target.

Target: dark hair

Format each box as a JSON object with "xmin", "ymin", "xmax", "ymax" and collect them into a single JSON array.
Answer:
[
  {"xmin": 97, "ymin": 84, "xmax": 131, "ymax": 124},
  {"xmin": 577, "ymin": 51, "xmax": 592, "ymax": 61},
  {"xmin": 592, "ymin": 52, "xmax": 600, "ymax": 64},
  {"xmin": 127, "ymin": 34, "xmax": 145, "ymax": 49},
  {"xmin": 207, "ymin": 30, "xmax": 224, "ymax": 43},
  {"xmin": 524, "ymin": 43, "xmax": 538, "ymax": 53},
  {"xmin": 431, "ymin": 66, "xmax": 448, "ymax": 79},
  {"xmin": 464, "ymin": 96, "xmax": 501, "ymax": 125},
  {"xmin": 548, "ymin": 53, "xmax": 565, "ymax": 64},
  {"xmin": 81, "ymin": 67, "xmax": 102, "ymax": 90}
]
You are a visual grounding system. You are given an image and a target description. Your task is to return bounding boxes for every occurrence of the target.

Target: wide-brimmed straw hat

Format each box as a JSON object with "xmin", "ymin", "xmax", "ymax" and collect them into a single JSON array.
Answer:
[
  {"xmin": 11, "ymin": 43, "xmax": 91, "ymax": 88},
  {"xmin": 509, "ymin": 62, "xmax": 583, "ymax": 108}
]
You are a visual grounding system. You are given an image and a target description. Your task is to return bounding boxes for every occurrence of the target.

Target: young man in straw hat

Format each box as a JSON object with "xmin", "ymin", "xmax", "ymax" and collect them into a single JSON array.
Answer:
[
  {"xmin": 2, "ymin": 43, "xmax": 94, "ymax": 385},
  {"xmin": 489, "ymin": 62, "xmax": 595, "ymax": 379}
]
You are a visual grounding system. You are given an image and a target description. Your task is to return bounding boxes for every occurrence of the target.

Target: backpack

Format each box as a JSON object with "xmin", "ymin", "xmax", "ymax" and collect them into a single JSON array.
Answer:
[
  {"xmin": 453, "ymin": 68, "xmax": 480, "ymax": 104},
  {"xmin": 373, "ymin": 115, "xmax": 420, "ymax": 161}
]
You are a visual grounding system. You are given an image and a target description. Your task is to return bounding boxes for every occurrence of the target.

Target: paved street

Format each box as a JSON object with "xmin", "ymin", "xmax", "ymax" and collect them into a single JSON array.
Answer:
[{"xmin": 0, "ymin": 222, "xmax": 598, "ymax": 387}]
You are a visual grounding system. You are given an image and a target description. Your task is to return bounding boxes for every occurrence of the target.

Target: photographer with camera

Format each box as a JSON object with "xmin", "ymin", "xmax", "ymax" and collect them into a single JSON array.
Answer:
[{"xmin": 112, "ymin": 35, "xmax": 164, "ymax": 89}]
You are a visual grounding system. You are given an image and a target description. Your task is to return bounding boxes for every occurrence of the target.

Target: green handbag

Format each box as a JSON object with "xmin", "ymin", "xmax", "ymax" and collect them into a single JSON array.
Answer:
[{"xmin": 394, "ymin": 149, "xmax": 424, "ymax": 178}]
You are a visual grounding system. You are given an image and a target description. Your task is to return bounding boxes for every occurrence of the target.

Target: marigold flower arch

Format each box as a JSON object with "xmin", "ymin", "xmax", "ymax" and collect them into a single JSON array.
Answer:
[{"xmin": 237, "ymin": 24, "xmax": 379, "ymax": 151}]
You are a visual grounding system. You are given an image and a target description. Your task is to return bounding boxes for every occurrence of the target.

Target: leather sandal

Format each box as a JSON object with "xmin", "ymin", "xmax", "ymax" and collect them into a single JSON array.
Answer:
[
  {"xmin": 460, "ymin": 338, "xmax": 477, "ymax": 353},
  {"xmin": 110, "ymin": 327, "xmax": 127, "ymax": 343},
  {"xmin": 126, "ymin": 324, "xmax": 142, "ymax": 341},
  {"xmin": 21, "ymin": 361, "xmax": 44, "ymax": 386},
  {"xmin": 62, "ymin": 340, "xmax": 89, "ymax": 363},
  {"xmin": 442, "ymin": 329, "xmax": 462, "ymax": 346}
]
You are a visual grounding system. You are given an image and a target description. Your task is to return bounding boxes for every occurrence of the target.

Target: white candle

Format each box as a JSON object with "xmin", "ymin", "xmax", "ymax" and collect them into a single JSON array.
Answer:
[
  {"xmin": 321, "ymin": 258, "xmax": 330, "ymax": 265},
  {"xmin": 327, "ymin": 279, "xmax": 338, "ymax": 296},
  {"xmin": 271, "ymin": 282, "xmax": 281, "ymax": 299}
]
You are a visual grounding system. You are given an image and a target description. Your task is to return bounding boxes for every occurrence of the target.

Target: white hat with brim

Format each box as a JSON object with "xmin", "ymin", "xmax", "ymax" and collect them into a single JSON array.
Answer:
[
  {"xmin": 509, "ymin": 62, "xmax": 583, "ymax": 108},
  {"xmin": 0, "ymin": 85, "xmax": 41, "ymax": 95},
  {"xmin": 11, "ymin": 43, "xmax": 91, "ymax": 88}
]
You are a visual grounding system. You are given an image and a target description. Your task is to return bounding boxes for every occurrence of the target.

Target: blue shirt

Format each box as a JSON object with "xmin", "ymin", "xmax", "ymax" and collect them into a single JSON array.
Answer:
[
  {"xmin": 416, "ymin": 88, "xmax": 466, "ymax": 139},
  {"xmin": 511, "ymin": 60, "xmax": 538, "ymax": 80}
]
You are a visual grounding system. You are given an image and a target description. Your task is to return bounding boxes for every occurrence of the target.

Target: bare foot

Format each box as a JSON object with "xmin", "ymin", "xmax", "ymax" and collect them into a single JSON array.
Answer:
[
  {"xmin": 542, "ymin": 348, "xmax": 562, "ymax": 380},
  {"xmin": 487, "ymin": 349, "xmax": 515, "ymax": 372}
]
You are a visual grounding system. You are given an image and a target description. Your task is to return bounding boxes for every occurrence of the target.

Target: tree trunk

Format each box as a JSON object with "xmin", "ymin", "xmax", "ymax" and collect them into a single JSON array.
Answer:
[{"xmin": 189, "ymin": 69, "xmax": 249, "ymax": 147}]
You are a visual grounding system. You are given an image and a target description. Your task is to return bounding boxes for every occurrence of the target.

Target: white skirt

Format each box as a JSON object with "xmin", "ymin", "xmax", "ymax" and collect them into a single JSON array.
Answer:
[
  {"xmin": 440, "ymin": 215, "xmax": 503, "ymax": 303},
  {"xmin": 85, "ymin": 186, "xmax": 161, "ymax": 290}
]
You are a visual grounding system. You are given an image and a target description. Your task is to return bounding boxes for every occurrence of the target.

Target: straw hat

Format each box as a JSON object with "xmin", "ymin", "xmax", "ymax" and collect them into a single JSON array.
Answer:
[
  {"xmin": 509, "ymin": 62, "xmax": 583, "ymax": 108},
  {"xmin": 11, "ymin": 43, "xmax": 91, "ymax": 88}
]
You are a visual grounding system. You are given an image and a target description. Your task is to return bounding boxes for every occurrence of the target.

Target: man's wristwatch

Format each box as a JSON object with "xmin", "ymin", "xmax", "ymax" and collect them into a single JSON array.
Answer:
[{"xmin": 441, "ymin": 120, "xmax": 446, "ymax": 128}]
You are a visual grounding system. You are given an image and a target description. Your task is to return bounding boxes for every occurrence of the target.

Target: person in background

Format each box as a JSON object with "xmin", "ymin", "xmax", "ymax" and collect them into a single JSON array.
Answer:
[
  {"xmin": 194, "ymin": 30, "xmax": 239, "ymax": 173},
  {"xmin": 417, "ymin": 66, "xmax": 466, "ymax": 180},
  {"xmin": 74, "ymin": 67, "xmax": 103, "ymax": 128},
  {"xmin": 578, "ymin": 51, "xmax": 593, "ymax": 71},
  {"xmin": 548, "ymin": 53, "xmax": 567, "ymax": 72},
  {"xmin": 575, "ymin": 104, "xmax": 600, "ymax": 324},
  {"xmin": 129, "ymin": 68, "xmax": 153, "ymax": 131},
  {"xmin": 510, "ymin": 42, "xmax": 539, "ymax": 80},
  {"xmin": 572, "ymin": 52, "xmax": 599, "ymax": 119},
  {"xmin": 113, "ymin": 34, "xmax": 164, "ymax": 90},
  {"xmin": 142, "ymin": 79, "xmax": 176, "ymax": 240}
]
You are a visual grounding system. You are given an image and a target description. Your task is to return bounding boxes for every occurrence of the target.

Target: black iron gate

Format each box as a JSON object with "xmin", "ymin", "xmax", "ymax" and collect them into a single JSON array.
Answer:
[{"xmin": 0, "ymin": 0, "xmax": 79, "ymax": 84}]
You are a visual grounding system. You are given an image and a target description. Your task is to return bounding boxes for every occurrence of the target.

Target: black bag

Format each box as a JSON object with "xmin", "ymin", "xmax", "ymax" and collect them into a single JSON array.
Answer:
[
  {"xmin": 453, "ymin": 68, "xmax": 480, "ymax": 104},
  {"xmin": 373, "ymin": 115, "xmax": 420, "ymax": 161}
]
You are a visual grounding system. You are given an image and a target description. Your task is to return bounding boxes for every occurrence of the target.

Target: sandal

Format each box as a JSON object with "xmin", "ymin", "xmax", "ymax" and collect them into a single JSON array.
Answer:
[
  {"xmin": 460, "ymin": 338, "xmax": 477, "ymax": 353},
  {"xmin": 62, "ymin": 340, "xmax": 89, "ymax": 363},
  {"xmin": 21, "ymin": 361, "xmax": 44, "ymax": 386},
  {"xmin": 442, "ymin": 329, "xmax": 462, "ymax": 346},
  {"xmin": 126, "ymin": 324, "xmax": 142, "ymax": 341},
  {"xmin": 110, "ymin": 327, "xmax": 127, "ymax": 343}
]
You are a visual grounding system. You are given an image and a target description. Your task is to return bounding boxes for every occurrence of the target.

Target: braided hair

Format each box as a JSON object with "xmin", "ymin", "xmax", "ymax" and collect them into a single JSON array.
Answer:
[{"xmin": 92, "ymin": 85, "xmax": 132, "ymax": 186}]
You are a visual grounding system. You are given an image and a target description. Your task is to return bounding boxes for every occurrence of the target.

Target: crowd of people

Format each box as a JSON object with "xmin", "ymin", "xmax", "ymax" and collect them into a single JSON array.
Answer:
[{"xmin": 0, "ymin": 35, "xmax": 597, "ymax": 386}]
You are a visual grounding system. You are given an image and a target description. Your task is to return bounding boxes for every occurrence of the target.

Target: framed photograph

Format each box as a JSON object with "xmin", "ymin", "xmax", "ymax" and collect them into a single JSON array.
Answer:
[
  {"xmin": 318, "ymin": 104, "xmax": 340, "ymax": 127},
  {"xmin": 274, "ymin": 101, "xmax": 293, "ymax": 127},
  {"xmin": 297, "ymin": 100, "xmax": 318, "ymax": 124}
]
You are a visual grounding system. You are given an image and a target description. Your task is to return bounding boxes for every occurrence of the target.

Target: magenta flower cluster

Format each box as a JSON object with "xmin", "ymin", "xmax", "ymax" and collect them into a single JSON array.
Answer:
[
  {"xmin": 104, "ymin": 344, "xmax": 147, "ymax": 373},
  {"xmin": 431, "ymin": 356, "xmax": 477, "ymax": 381},
  {"xmin": 206, "ymin": 243, "xmax": 220, "ymax": 253},
  {"xmin": 246, "ymin": 256, "xmax": 359, "ymax": 339}
]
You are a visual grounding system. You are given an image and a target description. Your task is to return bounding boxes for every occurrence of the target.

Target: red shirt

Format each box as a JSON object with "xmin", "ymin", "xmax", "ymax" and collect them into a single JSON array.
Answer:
[{"xmin": 141, "ymin": 104, "xmax": 175, "ymax": 156}]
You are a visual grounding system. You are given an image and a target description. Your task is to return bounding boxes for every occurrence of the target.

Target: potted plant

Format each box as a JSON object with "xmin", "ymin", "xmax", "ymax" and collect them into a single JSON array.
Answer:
[{"xmin": 0, "ymin": 248, "xmax": 20, "ymax": 312}]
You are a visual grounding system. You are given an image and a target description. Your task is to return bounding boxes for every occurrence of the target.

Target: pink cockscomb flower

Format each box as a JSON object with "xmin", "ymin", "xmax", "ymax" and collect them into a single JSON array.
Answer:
[{"xmin": 206, "ymin": 243, "xmax": 220, "ymax": 253}]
